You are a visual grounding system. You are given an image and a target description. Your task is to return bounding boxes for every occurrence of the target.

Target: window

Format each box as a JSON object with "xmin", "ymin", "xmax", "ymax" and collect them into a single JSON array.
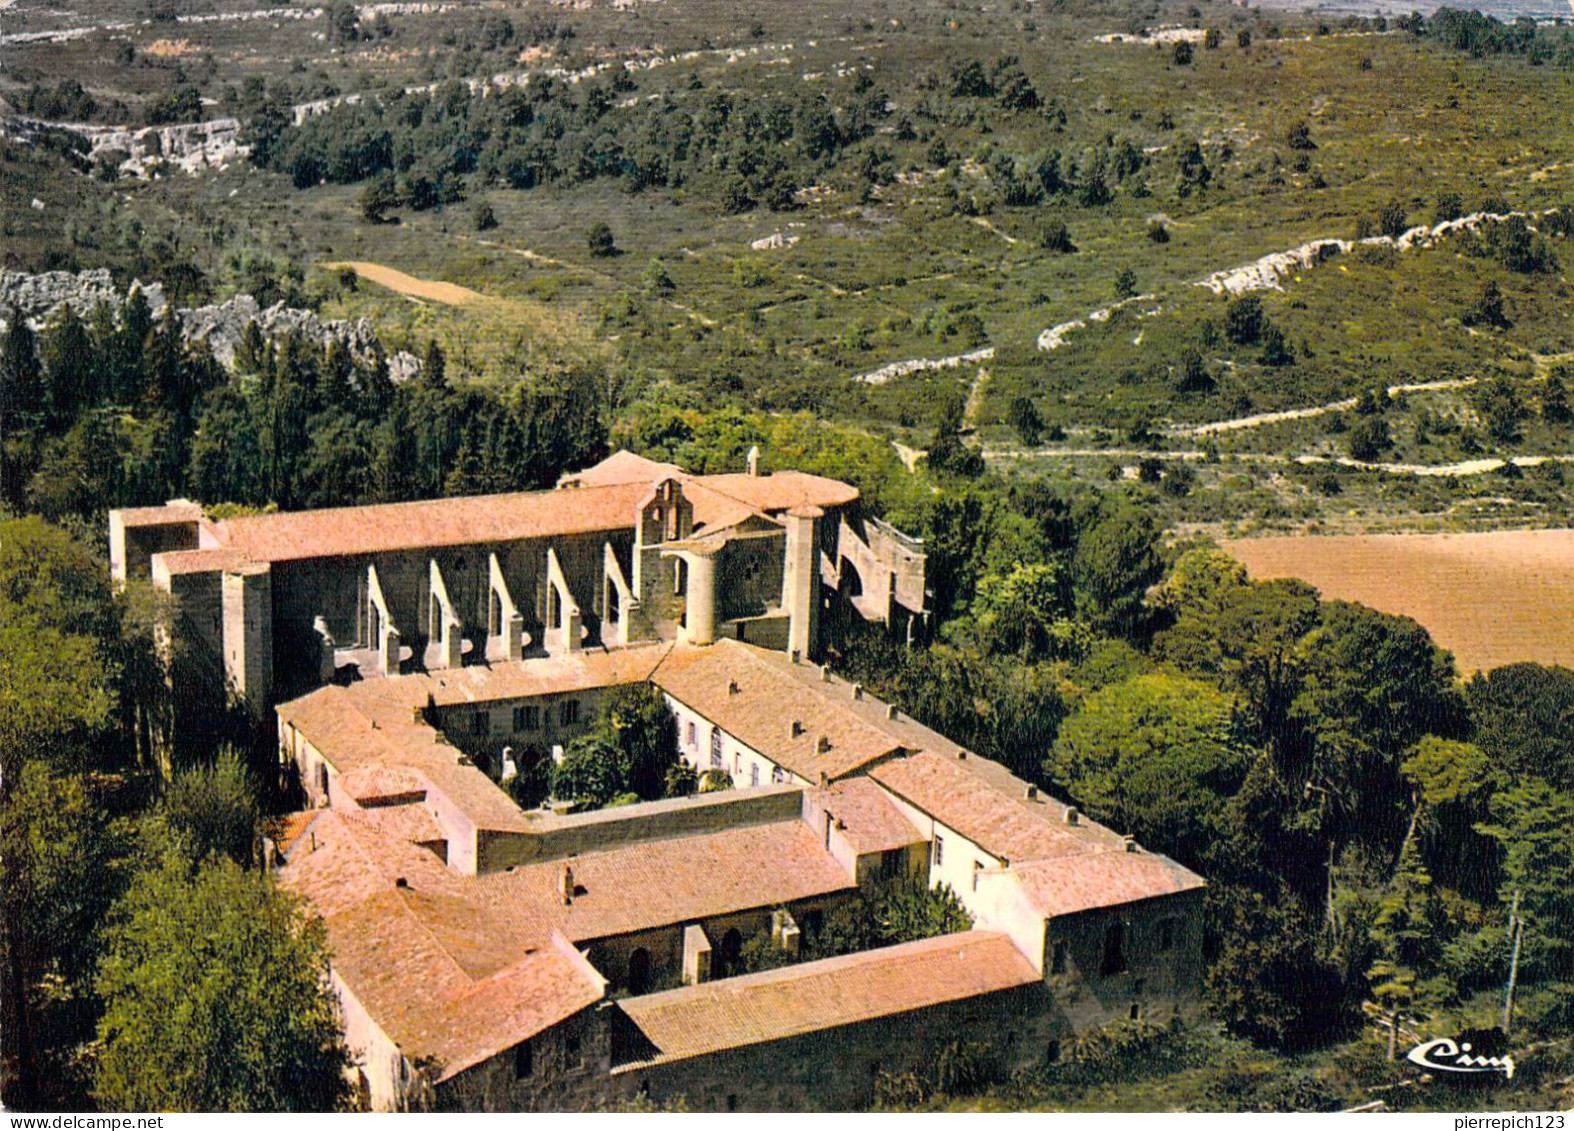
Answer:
[
  {"xmin": 881, "ymin": 848, "xmax": 905, "ymax": 879},
  {"xmin": 1051, "ymin": 939, "xmax": 1068, "ymax": 975},
  {"xmin": 933, "ymin": 835, "xmax": 945, "ymax": 867},
  {"xmin": 771, "ymin": 766, "xmax": 787, "ymax": 784},
  {"xmin": 560, "ymin": 700, "xmax": 579, "ymax": 726},
  {"xmin": 514, "ymin": 705, "xmax": 539, "ymax": 732},
  {"xmin": 513, "ymin": 1040, "xmax": 533, "ymax": 1079},
  {"xmin": 1100, "ymin": 922, "xmax": 1127, "ymax": 977},
  {"xmin": 973, "ymin": 859, "xmax": 985, "ymax": 891},
  {"xmin": 564, "ymin": 1033, "xmax": 583, "ymax": 1069},
  {"xmin": 750, "ymin": 763, "xmax": 760, "ymax": 787},
  {"xmin": 710, "ymin": 728, "xmax": 724, "ymax": 769},
  {"xmin": 1158, "ymin": 917, "xmax": 1176, "ymax": 952},
  {"xmin": 472, "ymin": 711, "xmax": 489, "ymax": 736},
  {"xmin": 627, "ymin": 948, "xmax": 651, "ymax": 995},
  {"xmin": 686, "ymin": 721, "xmax": 696, "ymax": 747},
  {"xmin": 1128, "ymin": 1002, "xmax": 1142, "ymax": 1022}
]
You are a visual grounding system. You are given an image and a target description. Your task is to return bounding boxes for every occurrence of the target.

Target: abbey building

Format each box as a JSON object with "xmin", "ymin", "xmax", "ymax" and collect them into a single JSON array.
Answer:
[{"xmin": 110, "ymin": 451, "xmax": 1205, "ymax": 1112}]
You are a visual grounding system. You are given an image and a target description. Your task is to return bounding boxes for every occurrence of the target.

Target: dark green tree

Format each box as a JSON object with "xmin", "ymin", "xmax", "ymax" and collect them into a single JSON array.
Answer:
[{"xmin": 93, "ymin": 859, "xmax": 353, "ymax": 1112}]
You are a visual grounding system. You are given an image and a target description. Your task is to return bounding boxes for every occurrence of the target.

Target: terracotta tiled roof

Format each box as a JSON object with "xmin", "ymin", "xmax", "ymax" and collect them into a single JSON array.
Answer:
[
  {"xmin": 357, "ymin": 643, "xmax": 672, "ymax": 710},
  {"xmin": 475, "ymin": 817, "xmax": 855, "ymax": 945},
  {"xmin": 813, "ymin": 778, "xmax": 925, "ymax": 854},
  {"xmin": 652, "ymin": 641, "xmax": 909, "ymax": 781},
  {"xmin": 561, "ymin": 450, "xmax": 682, "ymax": 488},
  {"xmin": 698, "ymin": 470, "xmax": 859, "ymax": 513},
  {"xmin": 154, "ymin": 547, "xmax": 255, "ymax": 575},
  {"xmin": 870, "ymin": 750, "xmax": 1128, "ymax": 864},
  {"xmin": 1010, "ymin": 852, "xmax": 1205, "ymax": 917},
  {"xmin": 277, "ymin": 684, "xmax": 533, "ymax": 834},
  {"xmin": 615, "ymin": 931, "xmax": 1037, "ymax": 1067},
  {"xmin": 214, "ymin": 481, "xmax": 652, "ymax": 563},
  {"xmin": 359, "ymin": 802, "xmax": 446, "ymax": 848},
  {"xmin": 264, "ymin": 810, "xmax": 321, "ymax": 856},
  {"xmin": 278, "ymin": 810, "xmax": 603, "ymax": 1081},
  {"xmin": 338, "ymin": 764, "xmax": 428, "ymax": 806},
  {"xmin": 114, "ymin": 502, "xmax": 205, "ymax": 526}
]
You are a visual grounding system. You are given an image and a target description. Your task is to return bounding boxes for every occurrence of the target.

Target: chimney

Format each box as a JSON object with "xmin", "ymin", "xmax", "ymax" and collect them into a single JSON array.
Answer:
[
  {"xmin": 727, "ymin": 679, "xmax": 740, "ymax": 696},
  {"xmin": 395, "ymin": 876, "xmax": 409, "ymax": 889},
  {"xmin": 1024, "ymin": 785, "xmax": 1038, "ymax": 801},
  {"xmin": 816, "ymin": 735, "xmax": 831, "ymax": 754},
  {"xmin": 746, "ymin": 445, "xmax": 761, "ymax": 476},
  {"xmin": 852, "ymin": 683, "xmax": 863, "ymax": 700},
  {"xmin": 411, "ymin": 706, "xmax": 425, "ymax": 724},
  {"xmin": 1065, "ymin": 807, "xmax": 1080, "ymax": 826},
  {"xmin": 819, "ymin": 664, "xmax": 831, "ymax": 683},
  {"xmin": 886, "ymin": 704, "xmax": 898, "ymax": 721},
  {"xmin": 957, "ymin": 749, "xmax": 969, "ymax": 761},
  {"xmin": 790, "ymin": 720, "xmax": 804, "ymax": 738},
  {"xmin": 560, "ymin": 863, "xmax": 575, "ymax": 905},
  {"xmin": 790, "ymin": 649, "xmax": 802, "ymax": 665},
  {"xmin": 1124, "ymin": 836, "xmax": 1139, "ymax": 854},
  {"xmin": 819, "ymin": 771, "xmax": 829, "ymax": 788}
]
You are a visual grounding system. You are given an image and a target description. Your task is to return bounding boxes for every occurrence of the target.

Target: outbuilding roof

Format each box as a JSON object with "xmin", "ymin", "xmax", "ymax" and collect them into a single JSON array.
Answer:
[{"xmin": 615, "ymin": 931, "xmax": 1038, "ymax": 1067}]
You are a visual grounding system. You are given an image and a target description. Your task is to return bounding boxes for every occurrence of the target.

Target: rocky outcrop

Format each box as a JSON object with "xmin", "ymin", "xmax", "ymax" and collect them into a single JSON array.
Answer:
[
  {"xmin": 1195, "ymin": 212, "xmax": 1529, "ymax": 296},
  {"xmin": 856, "ymin": 347, "xmax": 994, "ymax": 385},
  {"xmin": 83, "ymin": 119, "xmax": 248, "ymax": 179},
  {"xmin": 0, "ymin": 268, "xmax": 419, "ymax": 378},
  {"xmin": 0, "ymin": 268, "xmax": 166, "ymax": 325}
]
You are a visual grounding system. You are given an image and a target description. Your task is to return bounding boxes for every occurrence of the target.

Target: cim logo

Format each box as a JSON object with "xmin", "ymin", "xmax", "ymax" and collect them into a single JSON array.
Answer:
[{"xmin": 1407, "ymin": 1034, "xmax": 1515, "ymax": 1082}]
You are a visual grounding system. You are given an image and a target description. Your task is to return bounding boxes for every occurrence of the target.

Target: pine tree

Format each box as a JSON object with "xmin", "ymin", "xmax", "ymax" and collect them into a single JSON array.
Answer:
[
  {"xmin": 1367, "ymin": 840, "xmax": 1443, "ymax": 1059},
  {"xmin": 42, "ymin": 305, "xmax": 98, "ymax": 429},
  {"xmin": 0, "ymin": 310, "xmax": 45, "ymax": 434}
]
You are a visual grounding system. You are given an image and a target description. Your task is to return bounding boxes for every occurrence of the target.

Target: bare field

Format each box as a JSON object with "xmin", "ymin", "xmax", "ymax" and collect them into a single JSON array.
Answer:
[
  {"xmin": 1226, "ymin": 529, "xmax": 1574, "ymax": 675},
  {"xmin": 320, "ymin": 261, "xmax": 486, "ymax": 306}
]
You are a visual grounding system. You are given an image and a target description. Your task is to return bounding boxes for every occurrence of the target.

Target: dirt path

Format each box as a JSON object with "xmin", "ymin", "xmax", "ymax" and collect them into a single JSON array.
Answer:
[{"xmin": 322, "ymin": 261, "xmax": 486, "ymax": 305}]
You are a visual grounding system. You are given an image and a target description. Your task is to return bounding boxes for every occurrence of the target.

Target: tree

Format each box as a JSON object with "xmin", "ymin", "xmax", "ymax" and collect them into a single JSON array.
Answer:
[
  {"xmin": 587, "ymin": 222, "xmax": 617, "ymax": 258},
  {"xmin": 358, "ymin": 174, "xmax": 399, "ymax": 224},
  {"xmin": 1006, "ymin": 396, "xmax": 1045, "ymax": 446},
  {"xmin": 420, "ymin": 339, "xmax": 447, "ymax": 390},
  {"xmin": 1259, "ymin": 324, "xmax": 1293, "ymax": 368},
  {"xmin": 1237, "ymin": 29, "xmax": 1252, "ymax": 47},
  {"xmin": 1347, "ymin": 417, "xmax": 1391, "ymax": 461},
  {"xmin": 972, "ymin": 561, "xmax": 1081, "ymax": 661},
  {"xmin": 0, "ymin": 764, "xmax": 129, "ymax": 1108},
  {"xmin": 1463, "ymin": 279, "xmax": 1508, "ymax": 329},
  {"xmin": 1114, "ymin": 268, "xmax": 1138, "ymax": 300},
  {"xmin": 1173, "ymin": 41, "xmax": 1195, "ymax": 65},
  {"xmin": 1367, "ymin": 840, "xmax": 1445, "ymax": 1058},
  {"xmin": 42, "ymin": 305, "xmax": 98, "ymax": 427},
  {"xmin": 1377, "ymin": 200, "xmax": 1409, "ymax": 239},
  {"xmin": 1050, "ymin": 673, "xmax": 1254, "ymax": 867},
  {"xmin": 1472, "ymin": 375, "xmax": 1526, "ymax": 445},
  {"xmin": 1541, "ymin": 369, "xmax": 1570, "ymax": 424},
  {"xmin": 1072, "ymin": 501, "xmax": 1163, "ymax": 638},
  {"xmin": 1286, "ymin": 120, "xmax": 1316, "ymax": 150},
  {"xmin": 472, "ymin": 200, "xmax": 498, "ymax": 231},
  {"xmin": 598, "ymin": 682, "xmax": 679, "ymax": 799},
  {"xmin": 1040, "ymin": 218, "xmax": 1075, "ymax": 253},
  {"xmin": 93, "ymin": 859, "xmax": 353, "ymax": 1112},
  {"xmin": 1465, "ymin": 662, "xmax": 1574, "ymax": 792},
  {"xmin": 1476, "ymin": 778, "xmax": 1574, "ymax": 990},
  {"xmin": 1224, "ymin": 295, "xmax": 1265, "ymax": 345},
  {"xmin": 156, "ymin": 751, "xmax": 259, "ymax": 866},
  {"xmin": 1, "ymin": 311, "xmax": 45, "ymax": 439}
]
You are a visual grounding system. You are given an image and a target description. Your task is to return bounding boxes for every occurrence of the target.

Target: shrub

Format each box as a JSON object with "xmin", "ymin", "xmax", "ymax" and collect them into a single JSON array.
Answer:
[
  {"xmin": 587, "ymin": 222, "xmax": 617, "ymax": 257},
  {"xmin": 933, "ymin": 1039, "xmax": 1002, "ymax": 1096}
]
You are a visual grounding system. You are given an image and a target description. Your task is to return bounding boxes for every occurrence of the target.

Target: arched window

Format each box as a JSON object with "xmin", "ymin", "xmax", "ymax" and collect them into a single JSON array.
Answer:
[{"xmin": 627, "ymin": 947, "xmax": 651, "ymax": 995}]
